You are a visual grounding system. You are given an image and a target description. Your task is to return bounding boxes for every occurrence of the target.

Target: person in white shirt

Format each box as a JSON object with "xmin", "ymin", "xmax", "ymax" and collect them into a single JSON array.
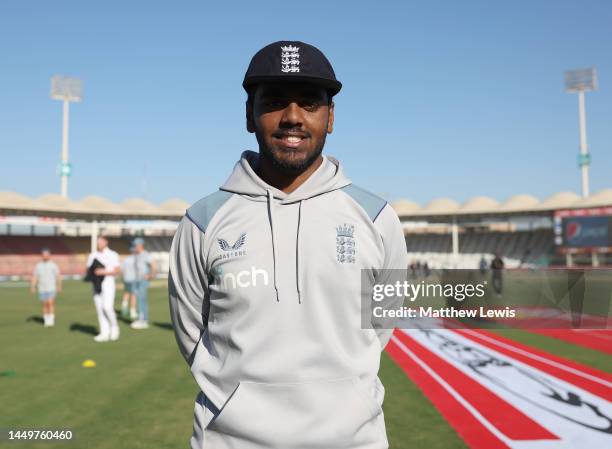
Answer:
[
  {"xmin": 87, "ymin": 236, "xmax": 121, "ymax": 342},
  {"xmin": 30, "ymin": 248, "xmax": 61, "ymax": 327}
]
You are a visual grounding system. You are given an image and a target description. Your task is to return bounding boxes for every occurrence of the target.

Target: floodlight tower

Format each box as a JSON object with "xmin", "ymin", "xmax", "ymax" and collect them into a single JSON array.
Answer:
[
  {"xmin": 564, "ymin": 67, "xmax": 597, "ymax": 198},
  {"xmin": 51, "ymin": 75, "xmax": 83, "ymax": 198}
]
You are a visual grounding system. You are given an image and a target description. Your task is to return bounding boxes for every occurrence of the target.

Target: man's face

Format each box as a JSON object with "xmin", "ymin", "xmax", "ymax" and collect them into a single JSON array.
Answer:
[
  {"xmin": 41, "ymin": 250, "xmax": 50, "ymax": 261},
  {"xmin": 97, "ymin": 237, "xmax": 108, "ymax": 252},
  {"xmin": 247, "ymin": 82, "xmax": 334, "ymax": 174}
]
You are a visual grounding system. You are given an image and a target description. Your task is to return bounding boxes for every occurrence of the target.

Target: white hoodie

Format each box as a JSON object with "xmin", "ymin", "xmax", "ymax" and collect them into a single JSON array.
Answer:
[{"xmin": 169, "ymin": 151, "xmax": 408, "ymax": 449}]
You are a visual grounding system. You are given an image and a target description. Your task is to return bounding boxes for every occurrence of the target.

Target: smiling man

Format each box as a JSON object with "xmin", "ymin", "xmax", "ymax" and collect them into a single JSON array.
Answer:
[{"xmin": 169, "ymin": 41, "xmax": 408, "ymax": 449}]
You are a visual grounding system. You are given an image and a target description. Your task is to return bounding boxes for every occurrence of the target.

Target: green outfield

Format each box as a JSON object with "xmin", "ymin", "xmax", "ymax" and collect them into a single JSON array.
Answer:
[{"xmin": 0, "ymin": 281, "xmax": 609, "ymax": 449}]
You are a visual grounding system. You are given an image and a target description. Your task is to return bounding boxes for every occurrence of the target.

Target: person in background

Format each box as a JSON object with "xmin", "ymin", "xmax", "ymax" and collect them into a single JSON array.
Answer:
[
  {"xmin": 490, "ymin": 253, "xmax": 505, "ymax": 297},
  {"xmin": 30, "ymin": 248, "xmax": 61, "ymax": 327},
  {"xmin": 121, "ymin": 245, "xmax": 138, "ymax": 320},
  {"xmin": 130, "ymin": 238, "xmax": 155, "ymax": 330},
  {"xmin": 479, "ymin": 255, "xmax": 487, "ymax": 275},
  {"xmin": 87, "ymin": 235, "xmax": 121, "ymax": 342}
]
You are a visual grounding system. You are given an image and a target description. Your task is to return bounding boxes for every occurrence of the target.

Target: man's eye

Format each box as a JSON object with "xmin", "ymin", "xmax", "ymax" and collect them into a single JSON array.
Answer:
[
  {"xmin": 301, "ymin": 101, "xmax": 319, "ymax": 111},
  {"xmin": 264, "ymin": 100, "xmax": 285, "ymax": 108}
]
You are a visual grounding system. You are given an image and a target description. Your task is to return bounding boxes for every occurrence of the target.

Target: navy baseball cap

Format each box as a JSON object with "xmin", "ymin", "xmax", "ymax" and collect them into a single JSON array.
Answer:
[{"xmin": 243, "ymin": 41, "xmax": 342, "ymax": 96}]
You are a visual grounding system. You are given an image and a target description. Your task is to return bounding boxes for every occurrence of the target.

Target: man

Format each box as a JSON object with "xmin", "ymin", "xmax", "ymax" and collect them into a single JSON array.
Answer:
[
  {"xmin": 121, "ymin": 245, "xmax": 138, "ymax": 320},
  {"xmin": 87, "ymin": 235, "xmax": 120, "ymax": 342},
  {"xmin": 490, "ymin": 252, "xmax": 504, "ymax": 297},
  {"xmin": 130, "ymin": 237, "xmax": 155, "ymax": 330},
  {"xmin": 169, "ymin": 41, "xmax": 407, "ymax": 449},
  {"xmin": 30, "ymin": 248, "xmax": 61, "ymax": 327},
  {"xmin": 479, "ymin": 255, "xmax": 487, "ymax": 274}
]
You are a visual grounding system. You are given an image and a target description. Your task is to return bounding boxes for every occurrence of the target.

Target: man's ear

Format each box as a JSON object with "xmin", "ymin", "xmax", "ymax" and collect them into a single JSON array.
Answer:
[
  {"xmin": 327, "ymin": 101, "xmax": 335, "ymax": 134},
  {"xmin": 246, "ymin": 101, "xmax": 256, "ymax": 133}
]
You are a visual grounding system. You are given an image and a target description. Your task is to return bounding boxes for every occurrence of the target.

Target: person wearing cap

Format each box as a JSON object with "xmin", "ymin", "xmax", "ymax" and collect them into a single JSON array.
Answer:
[
  {"xmin": 120, "ymin": 245, "xmax": 138, "ymax": 320},
  {"xmin": 130, "ymin": 237, "xmax": 155, "ymax": 330},
  {"xmin": 169, "ymin": 41, "xmax": 407, "ymax": 449},
  {"xmin": 30, "ymin": 248, "xmax": 61, "ymax": 327},
  {"xmin": 87, "ymin": 235, "xmax": 121, "ymax": 342}
]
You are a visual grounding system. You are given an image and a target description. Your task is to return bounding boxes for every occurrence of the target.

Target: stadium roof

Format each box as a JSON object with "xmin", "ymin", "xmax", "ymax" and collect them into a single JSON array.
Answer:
[
  {"xmin": 1, "ymin": 189, "xmax": 611, "ymax": 221},
  {"xmin": 0, "ymin": 191, "xmax": 189, "ymax": 220},
  {"xmin": 390, "ymin": 188, "xmax": 612, "ymax": 221}
]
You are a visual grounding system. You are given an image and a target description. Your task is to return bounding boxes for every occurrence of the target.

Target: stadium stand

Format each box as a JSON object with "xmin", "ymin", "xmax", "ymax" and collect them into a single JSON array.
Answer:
[
  {"xmin": 405, "ymin": 229, "xmax": 556, "ymax": 269},
  {"xmin": 1, "ymin": 189, "xmax": 611, "ymax": 278},
  {"xmin": 142, "ymin": 236, "xmax": 173, "ymax": 252}
]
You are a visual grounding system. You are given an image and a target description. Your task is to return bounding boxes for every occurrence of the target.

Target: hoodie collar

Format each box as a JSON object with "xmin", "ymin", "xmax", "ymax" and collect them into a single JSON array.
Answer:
[{"xmin": 220, "ymin": 150, "xmax": 351, "ymax": 203}]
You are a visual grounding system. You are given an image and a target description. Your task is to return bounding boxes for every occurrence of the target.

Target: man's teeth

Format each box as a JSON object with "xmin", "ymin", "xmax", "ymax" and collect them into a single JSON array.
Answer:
[{"xmin": 286, "ymin": 136, "xmax": 302, "ymax": 143}]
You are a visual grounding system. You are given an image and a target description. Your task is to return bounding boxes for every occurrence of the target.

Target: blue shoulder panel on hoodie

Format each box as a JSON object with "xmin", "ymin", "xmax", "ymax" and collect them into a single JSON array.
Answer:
[
  {"xmin": 341, "ymin": 184, "xmax": 387, "ymax": 222},
  {"xmin": 185, "ymin": 190, "xmax": 233, "ymax": 233}
]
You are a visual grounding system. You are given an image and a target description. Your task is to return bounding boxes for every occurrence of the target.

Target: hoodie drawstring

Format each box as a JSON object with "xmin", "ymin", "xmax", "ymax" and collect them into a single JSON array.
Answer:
[
  {"xmin": 296, "ymin": 200, "xmax": 303, "ymax": 304},
  {"xmin": 267, "ymin": 190, "xmax": 304, "ymax": 304},
  {"xmin": 267, "ymin": 190, "xmax": 280, "ymax": 301}
]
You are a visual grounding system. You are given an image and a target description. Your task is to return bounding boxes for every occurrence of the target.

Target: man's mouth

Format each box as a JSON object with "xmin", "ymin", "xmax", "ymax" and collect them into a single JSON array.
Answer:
[{"xmin": 274, "ymin": 133, "xmax": 309, "ymax": 149}]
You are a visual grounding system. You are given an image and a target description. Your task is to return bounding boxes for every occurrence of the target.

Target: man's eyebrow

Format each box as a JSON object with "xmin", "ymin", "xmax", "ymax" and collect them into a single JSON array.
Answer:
[{"xmin": 299, "ymin": 89, "xmax": 325, "ymax": 99}]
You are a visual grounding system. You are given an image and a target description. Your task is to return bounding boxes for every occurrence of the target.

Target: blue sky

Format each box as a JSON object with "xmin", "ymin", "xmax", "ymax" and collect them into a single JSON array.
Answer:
[{"xmin": 0, "ymin": 0, "xmax": 611, "ymax": 205}]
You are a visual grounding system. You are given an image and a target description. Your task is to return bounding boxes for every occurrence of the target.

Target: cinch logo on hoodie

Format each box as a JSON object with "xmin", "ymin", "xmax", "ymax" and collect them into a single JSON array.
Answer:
[{"xmin": 212, "ymin": 265, "xmax": 270, "ymax": 289}]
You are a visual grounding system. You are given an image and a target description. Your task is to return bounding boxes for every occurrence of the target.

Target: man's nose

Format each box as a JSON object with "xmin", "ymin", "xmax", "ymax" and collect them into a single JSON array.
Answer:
[{"xmin": 280, "ymin": 101, "xmax": 303, "ymax": 126}]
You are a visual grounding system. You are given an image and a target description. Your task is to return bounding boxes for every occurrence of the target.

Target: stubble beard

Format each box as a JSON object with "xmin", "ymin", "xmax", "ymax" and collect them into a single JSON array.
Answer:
[{"xmin": 257, "ymin": 134, "xmax": 326, "ymax": 176}]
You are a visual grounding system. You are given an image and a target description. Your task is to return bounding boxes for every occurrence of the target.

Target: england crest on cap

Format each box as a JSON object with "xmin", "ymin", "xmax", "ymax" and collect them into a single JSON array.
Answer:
[{"xmin": 280, "ymin": 45, "xmax": 300, "ymax": 73}]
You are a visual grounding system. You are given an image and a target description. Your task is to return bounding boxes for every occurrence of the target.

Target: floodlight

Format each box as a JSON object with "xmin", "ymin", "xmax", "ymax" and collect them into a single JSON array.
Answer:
[
  {"xmin": 51, "ymin": 75, "xmax": 83, "ymax": 102},
  {"xmin": 564, "ymin": 67, "xmax": 598, "ymax": 198},
  {"xmin": 51, "ymin": 75, "xmax": 84, "ymax": 198},
  {"xmin": 564, "ymin": 67, "xmax": 597, "ymax": 93}
]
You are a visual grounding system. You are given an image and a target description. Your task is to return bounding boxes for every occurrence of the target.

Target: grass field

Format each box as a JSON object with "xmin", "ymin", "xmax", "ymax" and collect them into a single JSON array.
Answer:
[{"xmin": 1, "ymin": 280, "xmax": 609, "ymax": 449}]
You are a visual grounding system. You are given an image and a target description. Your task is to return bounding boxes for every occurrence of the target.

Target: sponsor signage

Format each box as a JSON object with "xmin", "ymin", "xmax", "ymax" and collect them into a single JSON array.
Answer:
[{"xmin": 554, "ymin": 208, "xmax": 612, "ymax": 253}]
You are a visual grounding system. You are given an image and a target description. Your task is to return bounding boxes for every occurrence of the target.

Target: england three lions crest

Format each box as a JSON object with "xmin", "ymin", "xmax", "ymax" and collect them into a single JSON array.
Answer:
[
  {"xmin": 280, "ymin": 45, "xmax": 300, "ymax": 73},
  {"xmin": 336, "ymin": 224, "xmax": 355, "ymax": 264}
]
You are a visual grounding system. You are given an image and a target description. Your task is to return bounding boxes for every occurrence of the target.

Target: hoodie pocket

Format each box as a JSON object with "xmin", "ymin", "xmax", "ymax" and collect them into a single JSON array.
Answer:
[{"xmin": 207, "ymin": 377, "xmax": 384, "ymax": 448}]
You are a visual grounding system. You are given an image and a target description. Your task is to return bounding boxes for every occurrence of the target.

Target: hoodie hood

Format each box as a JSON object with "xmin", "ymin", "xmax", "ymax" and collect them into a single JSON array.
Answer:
[
  {"xmin": 219, "ymin": 150, "xmax": 352, "ymax": 303},
  {"xmin": 220, "ymin": 150, "xmax": 351, "ymax": 203}
]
